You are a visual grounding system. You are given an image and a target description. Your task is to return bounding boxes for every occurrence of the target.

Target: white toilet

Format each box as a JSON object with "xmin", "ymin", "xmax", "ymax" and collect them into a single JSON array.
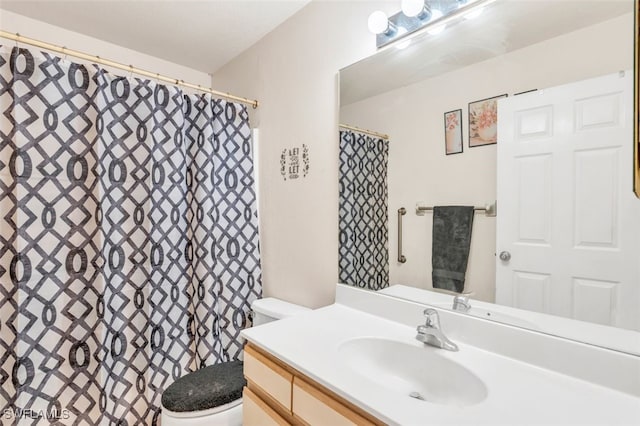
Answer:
[{"xmin": 161, "ymin": 297, "xmax": 310, "ymax": 426}]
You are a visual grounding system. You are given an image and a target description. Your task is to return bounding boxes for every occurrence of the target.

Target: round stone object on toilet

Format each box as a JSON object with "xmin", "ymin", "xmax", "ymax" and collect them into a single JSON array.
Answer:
[
  {"xmin": 161, "ymin": 361, "xmax": 245, "ymax": 426},
  {"xmin": 160, "ymin": 297, "xmax": 310, "ymax": 426}
]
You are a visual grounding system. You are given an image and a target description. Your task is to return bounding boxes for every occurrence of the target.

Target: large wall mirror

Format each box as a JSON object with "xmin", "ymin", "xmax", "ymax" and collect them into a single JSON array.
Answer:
[{"xmin": 338, "ymin": 0, "xmax": 639, "ymax": 354}]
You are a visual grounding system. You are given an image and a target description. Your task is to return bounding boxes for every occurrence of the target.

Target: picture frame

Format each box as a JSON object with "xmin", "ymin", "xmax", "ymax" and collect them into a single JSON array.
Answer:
[
  {"xmin": 468, "ymin": 94, "xmax": 507, "ymax": 147},
  {"xmin": 444, "ymin": 109, "xmax": 463, "ymax": 155}
]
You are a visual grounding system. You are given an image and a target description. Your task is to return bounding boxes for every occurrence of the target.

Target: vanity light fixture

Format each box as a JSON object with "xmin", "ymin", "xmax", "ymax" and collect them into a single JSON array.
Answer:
[
  {"xmin": 426, "ymin": 9, "xmax": 446, "ymax": 35},
  {"xmin": 395, "ymin": 27, "xmax": 412, "ymax": 50},
  {"xmin": 367, "ymin": 10, "xmax": 396, "ymax": 35},
  {"xmin": 401, "ymin": 0, "xmax": 432, "ymax": 20},
  {"xmin": 370, "ymin": 0, "xmax": 496, "ymax": 49}
]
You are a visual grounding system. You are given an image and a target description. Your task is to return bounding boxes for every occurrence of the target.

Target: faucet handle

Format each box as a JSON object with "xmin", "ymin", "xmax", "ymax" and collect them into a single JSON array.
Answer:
[
  {"xmin": 453, "ymin": 294, "xmax": 469, "ymax": 303},
  {"xmin": 453, "ymin": 293, "xmax": 472, "ymax": 312},
  {"xmin": 423, "ymin": 308, "xmax": 440, "ymax": 328}
]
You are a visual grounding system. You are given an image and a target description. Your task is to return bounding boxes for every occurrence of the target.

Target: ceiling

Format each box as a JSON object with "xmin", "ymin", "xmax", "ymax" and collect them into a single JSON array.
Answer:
[{"xmin": 0, "ymin": 0, "xmax": 311, "ymax": 73}]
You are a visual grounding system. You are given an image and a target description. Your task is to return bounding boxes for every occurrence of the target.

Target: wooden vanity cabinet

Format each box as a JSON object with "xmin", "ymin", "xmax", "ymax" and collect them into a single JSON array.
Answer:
[{"xmin": 243, "ymin": 343, "xmax": 384, "ymax": 426}]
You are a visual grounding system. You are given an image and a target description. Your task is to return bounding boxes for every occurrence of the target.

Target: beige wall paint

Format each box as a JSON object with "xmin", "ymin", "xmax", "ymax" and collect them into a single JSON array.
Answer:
[
  {"xmin": 0, "ymin": 9, "xmax": 210, "ymax": 86},
  {"xmin": 340, "ymin": 13, "xmax": 633, "ymax": 303},
  {"xmin": 213, "ymin": 1, "xmax": 395, "ymax": 308}
]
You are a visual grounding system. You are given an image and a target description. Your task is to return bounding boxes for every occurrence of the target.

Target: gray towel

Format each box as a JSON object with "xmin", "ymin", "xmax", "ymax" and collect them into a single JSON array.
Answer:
[{"xmin": 432, "ymin": 206, "xmax": 475, "ymax": 293}]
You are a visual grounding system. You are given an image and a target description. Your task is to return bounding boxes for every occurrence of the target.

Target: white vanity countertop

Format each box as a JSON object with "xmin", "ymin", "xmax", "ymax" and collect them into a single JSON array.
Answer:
[{"xmin": 242, "ymin": 304, "xmax": 640, "ymax": 426}]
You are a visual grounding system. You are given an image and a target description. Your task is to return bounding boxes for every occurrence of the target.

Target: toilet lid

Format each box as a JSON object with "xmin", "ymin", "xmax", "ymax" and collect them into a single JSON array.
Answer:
[{"xmin": 161, "ymin": 360, "xmax": 246, "ymax": 413}]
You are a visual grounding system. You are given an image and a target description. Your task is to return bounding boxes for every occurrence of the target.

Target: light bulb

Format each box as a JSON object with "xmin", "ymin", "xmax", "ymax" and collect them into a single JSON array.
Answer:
[
  {"xmin": 368, "ymin": 11, "xmax": 390, "ymax": 35},
  {"xmin": 401, "ymin": 0, "xmax": 425, "ymax": 17},
  {"xmin": 427, "ymin": 9, "xmax": 446, "ymax": 35}
]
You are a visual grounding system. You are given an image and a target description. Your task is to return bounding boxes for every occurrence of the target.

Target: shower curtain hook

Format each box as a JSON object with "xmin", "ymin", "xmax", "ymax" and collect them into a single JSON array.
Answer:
[
  {"xmin": 14, "ymin": 33, "xmax": 19, "ymax": 49},
  {"xmin": 62, "ymin": 46, "xmax": 68, "ymax": 63},
  {"xmin": 128, "ymin": 65, "xmax": 134, "ymax": 79}
]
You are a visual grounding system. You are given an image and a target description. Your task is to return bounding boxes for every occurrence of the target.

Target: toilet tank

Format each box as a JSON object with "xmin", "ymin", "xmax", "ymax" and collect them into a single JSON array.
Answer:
[{"xmin": 251, "ymin": 298, "xmax": 310, "ymax": 326}]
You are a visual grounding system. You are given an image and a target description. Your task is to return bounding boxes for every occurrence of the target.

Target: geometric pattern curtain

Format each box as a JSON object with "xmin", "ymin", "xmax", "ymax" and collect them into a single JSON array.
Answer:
[
  {"xmin": 338, "ymin": 129, "xmax": 389, "ymax": 291},
  {"xmin": 0, "ymin": 46, "xmax": 261, "ymax": 425}
]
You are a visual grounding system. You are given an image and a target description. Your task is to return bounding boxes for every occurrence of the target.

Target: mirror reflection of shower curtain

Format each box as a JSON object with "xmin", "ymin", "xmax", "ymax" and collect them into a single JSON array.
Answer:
[
  {"xmin": 338, "ymin": 130, "xmax": 389, "ymax": 290},
  {"xmin": 0, "ymin": 46, "xmax": 261, "ymax": 425}
]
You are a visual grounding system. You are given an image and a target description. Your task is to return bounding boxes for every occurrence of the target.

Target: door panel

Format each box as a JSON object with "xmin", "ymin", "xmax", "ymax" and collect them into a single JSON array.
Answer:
[
  {"xmin": 512, "ymin": 271, "xmax": 551, "ymax": 313},
  {"xmin": 574, "ymin": 148, "xmax": 619, "ymax": 248},
  {"xmin": 572, "ymin": 278, "xmax": 618, "ymax": 326},
  {"xmin": 516, "ymin": 154, "xmax": 552, "ymax": 245}
]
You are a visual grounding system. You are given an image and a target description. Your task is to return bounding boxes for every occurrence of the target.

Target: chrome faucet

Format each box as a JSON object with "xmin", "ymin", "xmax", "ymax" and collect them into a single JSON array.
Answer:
[
  {"xmin": 416, "ymin": 308, "xmax": 459, "ymax": 351},
  {"xmin": 452, "ymin": 294, "xmax": 471, "ymax": 313}
]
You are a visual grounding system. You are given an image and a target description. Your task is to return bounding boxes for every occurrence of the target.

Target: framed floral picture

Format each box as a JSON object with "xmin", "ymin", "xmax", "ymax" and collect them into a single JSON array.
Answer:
[
  {"xmin": 468, "ymin": 94, "xmax": 507, "ymax": 147},
  {"xmin": 444, "ymin": 109, "xmax": 463, "ymax": 155}
]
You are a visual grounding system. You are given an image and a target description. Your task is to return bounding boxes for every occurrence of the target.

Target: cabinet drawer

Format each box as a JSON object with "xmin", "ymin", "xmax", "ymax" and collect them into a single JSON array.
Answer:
[
  {"xmin": 292, "ymin": 377, "xmax": 376, "ymax": 426},
  {"xmin": 243, "ymin": 387, "xmax": 291, "ymax": 426},
  {"xmin": 244, "ymin": 345, "xmax": 294, "ymax": 411}
]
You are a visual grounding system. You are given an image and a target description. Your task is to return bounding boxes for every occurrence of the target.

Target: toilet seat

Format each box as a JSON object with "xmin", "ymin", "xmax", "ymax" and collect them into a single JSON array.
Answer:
[
  {"xmin": 161, "ymin": 361, "xmax": 245, "ymax": 426},
  {"xmin": 162, "ymin": 397, "xmax": 242, "ymax": 418},
  {"xmin": 161, "ymin": 398, "xmax": 243, "ymax": 426},
  {"xmin": 161, "ymin": 299, "xmax": 310, "ymax": 426}
]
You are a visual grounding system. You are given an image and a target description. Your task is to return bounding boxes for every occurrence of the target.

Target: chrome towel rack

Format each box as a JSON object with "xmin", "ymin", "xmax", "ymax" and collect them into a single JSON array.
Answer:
[
  {"xmin": 397, "ymin": 208, "xmax": 407, "ymax": 263},
  {"xmin": 397, "ymin": 201, "xmax": 497, "ymax": 264},
  {"xmin": 415, "ymin": 200, "xmax": 497, "ymax": 217}
]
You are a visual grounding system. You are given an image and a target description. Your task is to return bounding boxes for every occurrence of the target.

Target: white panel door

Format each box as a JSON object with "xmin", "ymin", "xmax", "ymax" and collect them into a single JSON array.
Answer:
[{"xmin": 496, "ymin": 71, "xmax": 640, "ymax": 331}]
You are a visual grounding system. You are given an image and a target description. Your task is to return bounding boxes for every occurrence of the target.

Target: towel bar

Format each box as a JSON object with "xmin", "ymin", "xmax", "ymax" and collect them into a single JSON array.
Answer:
[
  {"xmin": 415, "ymin": 200, "xmax": 497, "ymax": 217},
  {"xmin": 397, "ymin": 207, "xmax": 407, "ymax": 263}
]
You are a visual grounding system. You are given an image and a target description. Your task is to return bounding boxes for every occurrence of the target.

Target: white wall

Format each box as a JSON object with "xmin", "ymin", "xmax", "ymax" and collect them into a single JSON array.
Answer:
[
  {"xmin": 340, "ymin": 13, "xmax": 633, "ymax": 302},
  {"xmin": 0, "ymin": 9, "xmax": 210, "ymax": 86},
  {"xmin": 213, "ymin": 1, "xmax": 395, "ymax": 308}
]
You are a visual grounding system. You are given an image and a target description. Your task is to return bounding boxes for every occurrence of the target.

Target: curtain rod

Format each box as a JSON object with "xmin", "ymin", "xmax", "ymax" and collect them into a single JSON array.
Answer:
[
  {"xmin": 339, "ymin": 123, "xmax": 389, "ymax": 140},
  {"xmin": 0, "ymin": 30, "xmax": 259, "ymax": 109}
]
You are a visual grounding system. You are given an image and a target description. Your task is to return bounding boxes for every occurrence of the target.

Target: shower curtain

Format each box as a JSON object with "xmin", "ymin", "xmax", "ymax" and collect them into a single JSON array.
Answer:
[
  {"xmin": 338, "ymin": 129, "xmax": 389, "ymax": 291},
  {"xmin": 0, "ymin": 47, "xmax": 261, "ymax": 425}
]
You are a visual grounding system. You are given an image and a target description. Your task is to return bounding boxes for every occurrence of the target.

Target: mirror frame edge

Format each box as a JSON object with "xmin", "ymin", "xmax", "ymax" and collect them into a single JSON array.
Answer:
[{"xmin": 635, "ymin": 0, "xmax": 639, "ymax": 197}]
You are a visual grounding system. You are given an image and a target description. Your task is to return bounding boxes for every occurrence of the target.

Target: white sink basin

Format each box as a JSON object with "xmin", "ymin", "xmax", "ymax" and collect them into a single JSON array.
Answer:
[{"xmin": 339, "ymin": 337, "xmax": 488, "ymax": 407}]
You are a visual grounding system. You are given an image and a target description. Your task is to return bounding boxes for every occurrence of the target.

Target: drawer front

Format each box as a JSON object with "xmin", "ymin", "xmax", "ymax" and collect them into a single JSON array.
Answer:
[
  {"xmin": 243, "ymin": 387, "xmax": 291, "ymax": 426},
  {"xmin": 244, "ymin": 345, "xmax": 294, "ymax": 411},
  {"xmin": 292, "ymin": 377, "xmax": 376, "ymax": 426}
]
